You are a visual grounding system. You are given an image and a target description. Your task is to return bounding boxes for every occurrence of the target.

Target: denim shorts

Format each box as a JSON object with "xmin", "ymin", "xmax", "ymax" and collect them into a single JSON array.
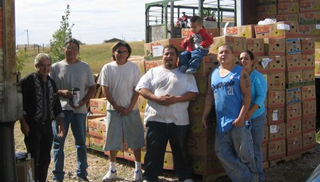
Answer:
[{"xmin": 103, "ymin": 109, "xmax": 145, "ymax": 151}]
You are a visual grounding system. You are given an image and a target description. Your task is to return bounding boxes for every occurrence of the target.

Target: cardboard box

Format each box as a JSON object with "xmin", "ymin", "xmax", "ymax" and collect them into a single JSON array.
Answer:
[
  {"xmin": 163, "ymin": 152, "xmax": 174, "ymax": 170},
  {"xmin": 286, "ymin": 70, "xmax": 303, "ymax": 88},
  {"xmin": 316, "ymin": 49, "xmax": 320, "ymax": 60},
  {"xmin": 285, "ymin": 87, "xmax": 301, "ymax": 105},
  {"xmin": 89, "ymin": 98, "xmax": 107, "ymax": 114},
  {"xmin": 286, "ymin": 135, "xmax": 303, "ymax": 156},
  {"xmin": 257, "ymin": 4, "xmax": 277, "ymax": 16},
  {"xmin": 300, "ymin": 0, "xmax": 320, "ymax": 13},
  {"xmin": 267, "ymin": 107, "xmax": 285, "ymax": 124},
  {"xmin": 302, "ymin": 99, "xmax": 317, "ymax": 117},
  {"xmin": 302, "ymin": 69, "xmax": 315, "ymax": 85},
  {"xmin": 144, "ymin": 38, "xmax": 184, "ymax": 59},
  {"xmin": 189, "ymin": 115, "xmax": 215, "ymax": 137},
  {"xmin": 286, "ymin": 102, "xmax": 302, "ymax": 120},
  {"xmin": 261, "ymin": 144, "xmax": 268, "ymax": 162},
  {"xmin": 265, "ymin": 72, "xmax": 286, "ymax": 90},
  {"xmin": 187, "ymin": 136, "xmax": 215, "ymax": 156},
  {"xmin": 195, "ymin": 54, "xmax": 219, "ymax": 77},
  {"xmin": 268, "ymin": 55, "xmax": 286, "ymax": 73},
  {"xmin": 16, "ymin": 159, "xmax": 35, "ymax": 182},
  {"xmin": 286, "ymin": 54, "xmax": 301, "ymax": 71},
  {"xmin": 315, "ymin": 38, "xmax": 320, "ymax": 49},
  {"xmin": 181, "ymin": 28, "xmax": 219, "ymax": 38},
  {"xmin": 299, "ymin": 11, "xmax": 320, "ymax": 25},
  {"xmin": 267, "ymin": 90, "xmax": 285, "ymax": 108},
  {"xmin": 268, "ymin": 139, "xmax": 286, "ymax": 160},
  {"xmin": 264, "ymin": 38, "xmax": 286, "ymax": 56},
  {"xmin": 137, "ymin": 95, "xmax": 147, "ymax": 112},
  {"xmin": 89, "ymin": 135, "xmax": 105, "ymax": 152},
  {"xmin": 269, "ymin": 123, "xmax": 286, "ymax": 142},
  {"xmin": 302, "ymin": 116, "xmax": 316, "ymax": 133},
  {"xmin": 301, "ymin": 85, "xmax": 316, "ymax": 101},
  {"xmin": 298, "ymin": 24, "xmax": 320, "ymax": 38},
  {"xmin": 254, "ymin": 56, "xmax": 269, "ymax": 74},
  {"xmin": 301, "ymin": 54, "xmax": 315, "ymax": 69},
  {"xmin": 124, "ymin": 147, "xmax": 146, "ymax": 163},
  {"xmin": 246, "ymin": 38, "xmax": 265, "ymax": 56},
  {"xmin": 286, "ymin": 38, "xmax": 301, "ymax": 55},
  {"xmin": 316, "ymin": 61, "xmax": 320, "ymax": 77},
  {"xmin": 144, "ymin": 60, "xmax": 163, "ymax": 72},
  {"xmin": 277, "ymin": 0, "xmax": 299, "ymax": 2},
  {"xmin": 302, "ymin": 131, "xmax": 316, "ymax": 150},
  {"xmin": 223, "ymin": 25, "xmax": 256, "ymax": 38},
  {"xmin": 188, "ymin": 96, "xmax": 205, "ymax": 115},
  {"xmin": 255, "ymin": 21, "xmax": 299, "ymax": 39},
  {"xmin": 285, "ymin": 118, "xmax": 302, "ymax": 138},
  {"xmin": 277, "ymin": 2, "xmax": 299, "ymax": 15},
  {"xmin": 131, "ymin": 60, "xmax": 146, "ymax": 75},
  {"xmin": 263, "ymin": 125, "xmax": 269, "ymax": 144},
  {"xmin": 276, "ymin": 14, "xmax": 299, "ymax": 22},
  {"xmin": 209, "ymin": 36, "xmax": 247, "ymax": 55},
  {"xmin": 189, "ymin": 154, "xmax": 225, "ymax": 176},
  {"xmin": 194, "ymin": 75, "xmax": 208, "ymax": 95},
  {"xmin": 300, "ymin": 38, "xmax": 315, "ymax": 55},
  {"xmin": 87, "ymin": 116, "xmax": 106, "ymax": 138}
]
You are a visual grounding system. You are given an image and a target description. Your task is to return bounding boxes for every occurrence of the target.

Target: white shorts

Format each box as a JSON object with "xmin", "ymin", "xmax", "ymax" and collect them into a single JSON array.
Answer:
[{"xmin": 103, "ymin": 109, "xmax": 145, "ymax": 151}]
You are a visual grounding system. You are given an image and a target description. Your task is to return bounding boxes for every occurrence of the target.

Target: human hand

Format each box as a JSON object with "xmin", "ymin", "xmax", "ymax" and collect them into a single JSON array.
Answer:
[
  {"xmin": 20, "ymin": 121, "xmax": 30, "ymax": 136},
  {"xmin": 57, "ymin": 123, "xmax": 65, "ymax": 138},
  {"xmin": 201, "ymin": 116, "xmax": 207, "ymax": 129},
  {"xmin": 58, "ymin": 90, "xmax": 72, "ymax": 99},
  {"xmin": 232, "ymin": 118, "xmax": 244, "ymax": 127}
]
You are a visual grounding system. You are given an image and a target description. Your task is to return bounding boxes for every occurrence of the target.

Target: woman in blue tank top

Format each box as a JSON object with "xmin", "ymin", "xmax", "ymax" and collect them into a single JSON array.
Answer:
[{"xmin": 239, "ymin": 50, "xmax": 267, "ymax": 182}]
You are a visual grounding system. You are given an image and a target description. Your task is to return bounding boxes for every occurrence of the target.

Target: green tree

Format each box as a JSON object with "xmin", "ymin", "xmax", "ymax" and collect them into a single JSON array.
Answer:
[
  {"xmin": 16, "ymin": 49, "xmax": 27, "ymax": 72},
  {"xmin": 50, "ymin": 4, "xmax": 74, "ymax": 62}
]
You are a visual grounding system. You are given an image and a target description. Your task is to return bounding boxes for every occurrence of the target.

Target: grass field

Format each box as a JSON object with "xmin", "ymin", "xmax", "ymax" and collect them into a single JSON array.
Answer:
[{"xmin": 19, "ymin": 41, "xmax": 145, "ymax": 77}]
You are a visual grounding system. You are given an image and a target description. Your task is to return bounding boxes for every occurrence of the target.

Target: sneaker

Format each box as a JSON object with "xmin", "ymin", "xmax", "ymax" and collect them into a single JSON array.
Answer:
[
  {"xmin": 102, "ymin": 169, "xmax": 117, "ymax": 181},
  {"xmin": 179, "ymin": 65, "xmax": 188, "ymax": 73},
  {"xmin": 185, "ymin": 67, "xmax": 197, "ymax": 74},
  {"xmin": 133, "ymin": 169, "xmax": 143, "ymax": 181},
  {"xmin": 78, "ymin": 176, "xmax": 90, "ymax": 182}
]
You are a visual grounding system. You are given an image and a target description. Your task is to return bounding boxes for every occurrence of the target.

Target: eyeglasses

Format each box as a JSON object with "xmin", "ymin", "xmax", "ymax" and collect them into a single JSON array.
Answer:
[{"xmin": 116, "ymin": 50, "xmax": 128, "ymax": 54}]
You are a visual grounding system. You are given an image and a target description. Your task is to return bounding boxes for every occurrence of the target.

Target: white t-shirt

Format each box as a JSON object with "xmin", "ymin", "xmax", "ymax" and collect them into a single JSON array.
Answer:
[
  {"xmin": 50, "ymin": 59, "xmax": 95, "ymax": 113},
  {"xmin": 135, "ymin": 66, "xmax": 198, "ymax": 126},
  {"xmin": 97, "ymin": 61, "xmax": 141, "ymax": 110}
]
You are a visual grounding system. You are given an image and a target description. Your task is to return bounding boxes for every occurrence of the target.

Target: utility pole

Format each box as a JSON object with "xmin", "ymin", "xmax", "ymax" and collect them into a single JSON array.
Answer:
[{"xmin": 26, "ymin": 29, "xmax": 29, "ymax": 47}]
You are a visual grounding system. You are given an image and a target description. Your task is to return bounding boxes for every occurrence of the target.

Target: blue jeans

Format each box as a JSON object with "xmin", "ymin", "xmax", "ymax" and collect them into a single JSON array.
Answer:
[
  {"xmin": 52, "ymin": 111, "xmax": 88, "ymax": 180},
  {"xmin": 143, "ymin": 121, "xmax": 193, "ymax": 181},
  {"xmin": 179, "ymin": 49, "xmax": 208, "ymax": 69},
  {"xmin": 215, "ymin": 126, "xmax": 257, "ymax": 182},
  {"xmin": 251, "ymin": 112, "xmax": 267, "ymax": 182}
]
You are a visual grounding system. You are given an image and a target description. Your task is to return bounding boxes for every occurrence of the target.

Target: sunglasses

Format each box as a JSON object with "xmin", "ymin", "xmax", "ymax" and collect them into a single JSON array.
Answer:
[{"xmin": 116, "ymin": 50, "xmax": 128, "ymax": 54}]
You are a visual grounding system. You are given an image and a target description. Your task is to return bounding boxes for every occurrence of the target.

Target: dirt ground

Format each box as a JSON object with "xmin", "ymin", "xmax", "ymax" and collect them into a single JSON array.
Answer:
[{"xmin": 14, "ymin": 122, "xmax": 320, "ymax": 182}]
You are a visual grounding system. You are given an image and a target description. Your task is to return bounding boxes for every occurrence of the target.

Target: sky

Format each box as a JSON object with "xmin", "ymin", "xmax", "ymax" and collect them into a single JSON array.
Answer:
[{"xmin": 15, "ymin": 0, "xmax": 155, "ymax": 46}]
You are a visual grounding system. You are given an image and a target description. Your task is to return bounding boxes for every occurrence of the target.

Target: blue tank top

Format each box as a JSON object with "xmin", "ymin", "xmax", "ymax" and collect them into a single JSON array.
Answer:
[{"xmin": 211, "ymin": 65, "xmax": 243, "ymax": 133}]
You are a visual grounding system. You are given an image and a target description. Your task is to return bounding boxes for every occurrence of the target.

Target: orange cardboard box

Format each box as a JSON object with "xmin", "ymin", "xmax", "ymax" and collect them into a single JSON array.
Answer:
[
  {"xmin": 137, "ymin": 95, "xmax": 147, "ymax": 112},
  {"xmin": 89, "ymin": 135, "xmax": 105, "ymax": 152},
  {"xmin": 187, "ymin": 136, "xmax": 215, "ymax": 156},
  {"xmin": 257, "ymin": 4, "xmax": 277, "ymax": 16},
  {"xmin": 315, "ymin": 61, "xmax": 320, "ymax": 77},
  {"xmin": 254, "ymin": 56, "xmax": 269, "ymax": 74},
  {"xmin": 268, "ymin": 55, "xmax": 286, "ymax": 73},
  {"xmin": 298, "ymin": 24, "xmax": 320, "ymax": 38},
  {"xmin": 268, "ymin": 139, "xmax": 286, "ymax": 160},
  {"xmin": 195, "ymin": 54, "xmax": 219, "ymax": 77},
  {"xmin": 89, "ymin": 98, "xmax": 107, "ymax": 114},
  {"xmin": 87, "ymin": 116, "xmax": 106, "ymax": 138},
  {"xmin": 131, "ymin": 60, "xmax": 146, "ymax": 75},
  {"xmin": 285, "ymin": 118, "xmax": 302, "ymax": 138},
  {"xmin": 144, "ymin": 38, "xmax": 184, "ymax": 59},
  {"xmin": 276, "ymin": 14, "xmax": 299, "ymax": 22},
  {"xmin": 302, "ymin": 69, "xmax": 315, "ymax": 85},
  {"xmin": 299, "ymin": 11, "xmax": 320, "ymax": 25},
  {"xmin": 286, "ymin": 135, "xmax": 303, "ymax": 156},
  {"xmin": 189, "ymin": 115, "xmax": 215, "ymax": 137},
  {"xmin": 263, "ymin": 125, "xmax": 269, "ymax": 145},
  {"xmin": 181, "ymin": 28, "xmax": 219, "ymax": 38},
  {"xmin": 286, "ymin": 38, "xmax": 301, "ymax": 55},
  {"xmin": 261, "ymin": 144, "xmax": 268, "ymax": 162},
  {"xmin": 267, "ymin": 107, "xmax": 285, "ymax": 124},
  {"xmin": 189, "ymin": 154, "xmax": 225, "ymax": 176},
  {"xmin": 188, "ymin": 96, "xmax": 205, "ymax": 115}
]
